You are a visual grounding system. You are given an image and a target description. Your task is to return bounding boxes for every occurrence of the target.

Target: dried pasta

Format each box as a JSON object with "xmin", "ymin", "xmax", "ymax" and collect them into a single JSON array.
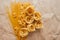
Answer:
[
  {"xmin": 27, "ymin": 24, "xmax": 36, "ymax": 32},
  {"xmin": 19, "ymin": 28, "xmax": 28, "ymax": 37},
  {"xmin": 7, "ymin": 1, "xmax": 42, "ymax": 40}
]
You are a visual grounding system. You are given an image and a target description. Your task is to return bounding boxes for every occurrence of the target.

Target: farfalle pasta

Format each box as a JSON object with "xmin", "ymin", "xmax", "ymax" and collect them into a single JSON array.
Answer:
[{"xmin": 7, "ymin": 1, "xmax": 42, "ymax": 40}]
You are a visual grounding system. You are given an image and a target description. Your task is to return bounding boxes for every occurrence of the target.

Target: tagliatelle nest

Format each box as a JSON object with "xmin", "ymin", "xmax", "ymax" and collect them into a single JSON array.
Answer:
[{"xmin": 7, "ymin": 2, "xmax": 43, "ymax": 40}]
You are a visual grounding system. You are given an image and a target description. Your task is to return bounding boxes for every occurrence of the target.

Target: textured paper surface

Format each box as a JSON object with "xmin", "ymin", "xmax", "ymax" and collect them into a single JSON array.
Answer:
[{"xmin": 0, "ymin": 0, "xmax": 60, "ymax": 40}]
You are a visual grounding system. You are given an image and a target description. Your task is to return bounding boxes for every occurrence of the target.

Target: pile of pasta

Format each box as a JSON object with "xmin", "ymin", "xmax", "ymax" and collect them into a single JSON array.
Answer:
[{"xmin": 8, "ymin": 2, "xmax": 42, "ymax": 39}]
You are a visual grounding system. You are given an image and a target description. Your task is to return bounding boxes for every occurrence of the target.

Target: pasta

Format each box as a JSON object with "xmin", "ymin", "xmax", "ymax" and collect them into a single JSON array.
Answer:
[
  {"xmin": 7, "ymin": 1, "xmax": 42, "ymax": 40},
  {"xmin": 34, "ymin": 20, "xmax": 43, "ymax": 29},
  {"xmin": 25, "ymin": 16, "xmax": 34, "ymax": 24},
  {"xmin": 34, "ymin": 12, "xmax": 41, "ymax": 20},
  {"xmin": 27, "ymin": 24, "xmax": 36, "ymax": 32},
  {"xmin": 19, "ymin": 28, "xmax": 28, "ymax": 37}
]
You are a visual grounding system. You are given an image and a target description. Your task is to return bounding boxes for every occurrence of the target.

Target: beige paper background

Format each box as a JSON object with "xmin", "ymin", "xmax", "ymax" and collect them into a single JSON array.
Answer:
[{"xmin": 0, "ymin": 0, "xmax": 60, "ymax": 40}]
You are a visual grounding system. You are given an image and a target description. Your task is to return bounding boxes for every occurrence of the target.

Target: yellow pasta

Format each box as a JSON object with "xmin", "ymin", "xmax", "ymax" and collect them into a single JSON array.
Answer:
[
  {"xmin": 26, "ymin": 6, "xmax": 34, "ymax": 13},
  {"xmin": 35, "ymin": 20, "xmax": 43, "ymax": 29},
  {"xmin": 19, "ymin": 28, "xmax": 28, "ymax": 37},
  {"xmin": 23, "ymin": 2, "xmax": 31, "ymax": 9},
  {"xmin": 34, "ymin": 12, "xmax": 41, "ymax": 20},
  {"xmin": 7, "ymin": 1, "xmax": 42, "ymax": 40},
  {"xmin": 25, "ymin": 16, "xmax": 34, "ymax": 24},
  {"xmin": 27, "ymin": 24, "xmax": 35, "ymax": 32}
]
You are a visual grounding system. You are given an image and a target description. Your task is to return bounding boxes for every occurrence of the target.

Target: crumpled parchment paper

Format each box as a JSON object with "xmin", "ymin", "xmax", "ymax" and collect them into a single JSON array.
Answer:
[{"xmin": 0, "ymin": 0, "xmax": 60, "ymax": 40}]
